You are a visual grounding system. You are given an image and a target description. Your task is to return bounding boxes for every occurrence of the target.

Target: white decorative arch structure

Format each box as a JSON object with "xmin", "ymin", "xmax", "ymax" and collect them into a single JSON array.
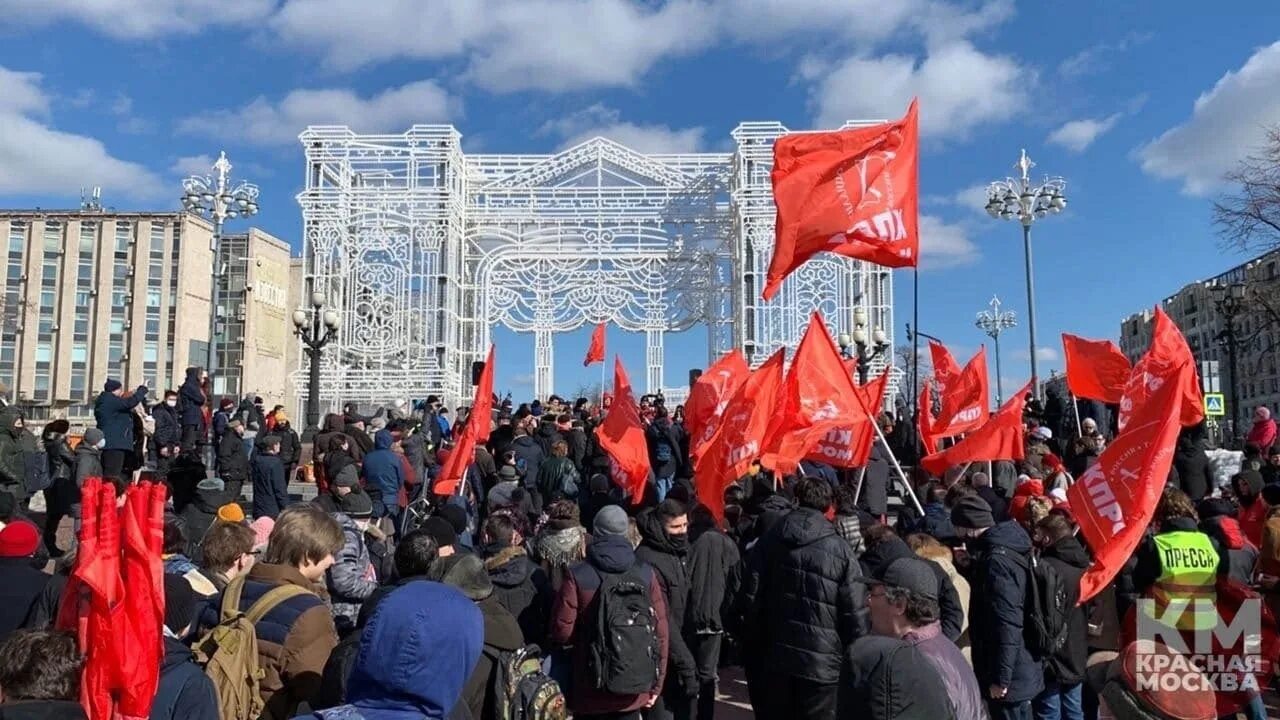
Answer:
[{"xmin": 295, "ymin": 123, "xmax": 899, "ymax": 410}]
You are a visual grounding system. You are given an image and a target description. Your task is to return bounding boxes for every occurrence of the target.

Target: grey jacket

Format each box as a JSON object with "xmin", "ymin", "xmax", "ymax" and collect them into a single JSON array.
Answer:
[
  {"xmin": 325, "ymin": 513, "xmax": 380, "ymax": 634},
  {"xmin": 74, "ymin": 446, "xmax": 104, "ymax": 488}
]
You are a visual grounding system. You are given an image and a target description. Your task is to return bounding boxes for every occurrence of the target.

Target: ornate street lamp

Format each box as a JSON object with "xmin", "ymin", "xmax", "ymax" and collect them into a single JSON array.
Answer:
[
  {"xmin": 294, "ymin": 291, "xmax": 340, "ymax": 441},
  {"xmin": 985, "ymin": 149, "xmax": 1066, "ymax": 400},
  {"xmin": 181, "ymin": 151, "xmax": 260, "ymax": 391},
  {"xmin": 838, "ymin": 306, "xmax": 890, "ymax": 385},
  {"xmin": 1211, "ymin": 282, "xmax": 1248, "ymax": 445},
  {"xmin": 974, "ymin": 295, "xmax": 1018, "ymax": 406}
]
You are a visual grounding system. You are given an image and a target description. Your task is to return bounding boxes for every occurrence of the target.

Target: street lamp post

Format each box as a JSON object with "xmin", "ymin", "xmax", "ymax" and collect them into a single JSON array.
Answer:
[
  {"xmin": 838, "ymin": 307, "xmax": 890, "ymax": 385},
  {"xmin": 974, "ymin": 295, "xmax": 1018, "ymax": 406},
  {"xmin": 181, "ymin": 151, "xmax": 260, "ymax": 391},
  {"xmin": 1212, "ymin": 282, "xmax": 1247, "ymax": 445},
  {"xmin": 985, "ymin": 149, "xmax": 1066, "ymax": 400},
  {"xmin": 294, "ymin": 292, "xmax": 340, "ymax": 442}
]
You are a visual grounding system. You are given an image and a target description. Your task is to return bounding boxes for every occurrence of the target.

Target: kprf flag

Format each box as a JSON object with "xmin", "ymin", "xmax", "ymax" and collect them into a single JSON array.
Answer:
[
  {"xmin": 1070, "ymin": 361, "xmax": 1190, "ymax": 603},
  {"xmin": 1062, "ymin": 333, "xmax": 1132, "ymax": 404},
  {"xmin": 433, "ymin": 346, "xmax": 495, "ymax": 494},
  {"xmin": 686, "ymin": 349, "xmax": 750, "ymax": 463},
  {"xmin": 929, "ymin": 339, "xmax": 962, "ymax": 384},
  {"xmin": 1117, "ymin": 307, "xmax": 1203, "ymax": 432},
  {"xmin": 763, "ymin": 99, "xmax": 919, "ymax": 300},
  {"xmin": 920, "ymin": 381, "xmax": 1031, "ymax": 477},
  {"xmin": 925, "ymin": 343, "xmax": 990, "ymax": 441},
  {"xmin": 596, "ymin": 358, "xmax": 652, "ymax": 505},
  {"xmin": 696, "ymin": 350, "xmax": 785, "ymax": 520},
  {"xmin": 805, "ymin": 367, "xmax": 890, "ymax": 468},
  {"xmin": 583, "ymin": 323, "xmax": 606, "ymax": 367},
  {"xmin": 760, "ymin": 313, "xmax": 869, "ymax": 475},
  {"xmin": 918, "ymin": 383, "xmax": 937, "ymax": 456}
]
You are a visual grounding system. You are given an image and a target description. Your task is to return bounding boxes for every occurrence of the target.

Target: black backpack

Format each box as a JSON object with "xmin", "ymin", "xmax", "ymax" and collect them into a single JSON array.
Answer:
[
  {"xmin": 587, "ymin": 565, "xmax": 661, "ymax": 695},
  {"xmin": 996, "ymin": 547, "xmax": 1072, "ymax": 658}
]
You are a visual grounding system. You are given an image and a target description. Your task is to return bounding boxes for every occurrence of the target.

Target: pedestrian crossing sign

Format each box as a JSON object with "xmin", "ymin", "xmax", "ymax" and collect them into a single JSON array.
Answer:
[{"xmin": 1204, "ymin": 393, "xmax": 1226, "ymax": 417}]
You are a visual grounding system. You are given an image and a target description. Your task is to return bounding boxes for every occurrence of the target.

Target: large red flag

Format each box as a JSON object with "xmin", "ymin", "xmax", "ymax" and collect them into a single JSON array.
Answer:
[
  {"xmin": 686, "ymin": 350, "xmax": 750, "ymax": 463},
  {"xmin": 929, "ymin": 346, "xmax": 990, "ymax": 439},
  {"xmin": 433, "ymin": 346, "xmax": 496, "ymax": 495},
  {"xmin": 696, "ymin": 350, "xmax": 785, "ymax": 520},
  {"xmin": 763, "ymin": 99, "xmax": 919, "ymax": 299},
  {"xmin": 596, "ymin": 358, "xmax": 653, "ymax": 505},
  {"xmin": 118, "ymin": 481, "xmax": 166, "ymax": 717},
  {"xmin": 1062, "ymin": 333, "xmax": 1132, "ymax": 404},
  {"xmin": 920, "ymin": 381, "xmax": 1032, "ymax": 477},
  {"xmin": 929, "ymin": 339, "xmax": 962, "ymax": 385},
  {"xmin": 1070, "ymin": 361, "xmax": 1190, "ymax": 602},
  {"xmin": 918, "ymin": 384, "xmax": 937, "ymax": 456},
  {"xmin": 1117, "ymin": 307, "xmax": 1204, "ymax": 432},
  {"xmin": 583, "ymin": 323, "xmax": 606, "ymax": 367},
  {"xmin": 806, "ymin": 367, "xmax": 890, "ymax": 468},
  {"xmin": 761, "ymin": 313, "xmax": 869, "ymax": 475}
]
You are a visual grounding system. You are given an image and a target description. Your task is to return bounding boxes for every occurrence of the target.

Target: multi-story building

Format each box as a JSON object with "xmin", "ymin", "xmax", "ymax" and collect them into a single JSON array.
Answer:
[
  {"xmin": 212, "ymin": 228, "xmax": 293, "ymax": 409},
  {"xmin": 1119, "ymin": 248, "xmax": 1280, "ymax": 438}
]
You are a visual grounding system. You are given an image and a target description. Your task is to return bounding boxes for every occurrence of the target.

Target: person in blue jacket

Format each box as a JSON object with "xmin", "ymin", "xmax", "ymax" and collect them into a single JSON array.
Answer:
[
  {"xmin": 309, "ymin": 580, "xmax": 484, "ymax": 720},
  {"xmin": 361, "ymin": 430, "xmax": 405, "ymax": 520},
  {"xmin": 93, "ymin": 379, "xmax": 148, "ymax": 484}
]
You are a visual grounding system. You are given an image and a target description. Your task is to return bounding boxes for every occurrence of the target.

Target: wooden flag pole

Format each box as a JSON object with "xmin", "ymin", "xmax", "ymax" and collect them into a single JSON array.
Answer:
[{"xmin": 871, "ymin": 420, "xmax": 925, "ymax": 516}]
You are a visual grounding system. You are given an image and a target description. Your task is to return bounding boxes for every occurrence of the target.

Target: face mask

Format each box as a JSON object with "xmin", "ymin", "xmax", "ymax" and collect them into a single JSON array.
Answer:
[
  {"xmin": 96, "ymin": 439, "xmax": 106, "ymax": 449},
  {"xmin": 166, "ymin": 399, "xmax": 177, "ymax": 407},
  {"xmin": 667, "ymin": 532, "xmax": 689, "ymax": 552}
]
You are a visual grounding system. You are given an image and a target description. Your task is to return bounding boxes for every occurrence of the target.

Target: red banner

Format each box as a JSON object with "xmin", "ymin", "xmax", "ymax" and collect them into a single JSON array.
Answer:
[
  {"xmin": 1117, "ymin": 307, "xmax": 1204, "ymax": 432},
  {"xmin": 696, "ymin": 350, "xmax": 785, "ymax": 520},
  {"xmin": 929, "ymin": 339, "xmax": 962, "ymax": 385},
  {"xmin": 805, "ymin": 368, "xmax": 889, "ymax": 468},
  {"xmin": 1062, "ymin": 333, "xmax": 1132, "ymax": 404},
  {"xmin": 583, "ymin": 323, "xmax": 606, "ymax": 367},
  {"xmin": 1071, "ymin": 361, "xmax": 1190, "ymax": 603},
  {"xmin": 596, "ymin": 358, "xmax": 653, "ymax": 505},
  {"xmin": 763, "ymin": 99, "xmax": 919, "ymax": 300},
  {"xmin": 433, "ymin": 346, "xmax": 495, "ymax": 494},
  {"xmin": 920, "ymin": 381, "xmax": 1031, "ymax": 477},
  {"xmin": 929, "ymin": 346, "xmax": 990, "ymax": 440},
  {"xmin": 686, "ymin": 349, "xmax": 750, "ymax": 463},
  {"xmin": 918, "ymin": 383, "xmax": 937, "ymax": 456}
]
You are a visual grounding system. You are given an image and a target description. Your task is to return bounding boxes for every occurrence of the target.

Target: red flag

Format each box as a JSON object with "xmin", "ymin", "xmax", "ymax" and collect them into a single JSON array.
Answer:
[
  {"xmin": 1062, "ymin": 333, "xmax": 1132, "ymax": 404},
  {"xmin": 806, "ymin": 368, "xmax": 890, "ymax": 468},
  {"xmin": 920, "ymin": 381, "xmax": 1032, "ymax": 477},
  {"xmin": 761, "ymin": 313, "xmax": 869, "ymax": 475},
  {"xmin": 118, "ymin": 482, "xmax": 166, "ymax": 717},
  {"xmin": 686, "ymin": 350, "xmax": 750, "ymax": 463},
  {"xmin": 596, "ymin": 358, "xmax": 653, "ymax": 505},
  {"xmin": 433, "ymin": 346, "xmax": 496, "ymax": 494},
  {"xmin": 929, "ymin": 339, "xmax": 962, "ymax": 385},
  {"xmin": 918, "ymin": 384, "xmax": 937, "ymax": 456},
  {"xmin": 763, "ymin": 99, "xmax": 919, "ymax": 299},
  {"xmin": 1117, "ymin": 307, "xmax": 1204, "ymax": 432},
  {"xmin": 583, "ymin": 323, "xmax": 606, "ymax": 367},
  {"xmin": 695, "ymin": 350, "xmax": 785, "ymax": 520},
  {"xmin": 1070, "ymin": 362, "xmax": 1190, "ymax": 602},
  {"xmin": 930, "ymin": 346, "xmax": 990, "ymax": 439}
]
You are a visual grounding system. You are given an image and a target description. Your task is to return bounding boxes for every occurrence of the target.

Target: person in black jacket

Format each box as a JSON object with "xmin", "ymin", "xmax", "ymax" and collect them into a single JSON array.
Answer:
[
  {"xmin": 951, "ymin": 494, "xmax": 1043, "ymax": 719},
  {"xmin": 565, "ymin": 419, "xmax": 589, "ymax": 476},
  {"xmin": 859, "ymin": 527, "xmax": 965, "ymax": 644},
  {"xmin": 273, "ymin": 415, "xmax": 301, "ymax": 487},
  {"xmin": 41, "ymin": 421, "xmax": 76, "ymax": 557},
  {"xmin": 178, "ymin": 478, "xmax": 237, "ymax": 565},
  {"xmin": 1173, "ymin": 424, "xmax": 1213, "ymax": 502},
  {"xmin": 152, "ymin": 573, "xmax": 219, "ymax": 720},
  {"xmin": 687, "ymin": 503, "xmax": 740, "ymax": 720},
  {"xmin": 1031, "ymin": 514, "xmax": 1089, "ymax": 720},
  {"xmin": 635, "ymin": 499, "xmax": 698, "ymax": 719},
  {"xmin": 481, "ymin": 511, "xmax": 551, "ymax": 646},
  {"xmin": 178, "ymin": 367, "xmax": 206, "ymax": 457},
  {"xmin": 94, "ymin": 380, "xmax": 148, "ymax": 482},
  {"xmin": 741, "ymin": 477, "xmax": 867, "ymax": 720},
  {"xmin": 856, "ymin": 441, "xmax": 891, "ymax": 519},
  {"xmin": 152, "ymin": 391, "xmax": 182, "ymax": 479},
  {"xmin": 250, "ymin": 435, "xmax": 287, "ymax": 520},
  {"xmin": 216, "ymin": 419, "xmax": 249, "ymax": 498},
  {"xmin": 646, "ymin": 408, "xmax": 684, "ymax": 500},
  {"xmin": 972, "ymin": 471, "xmax": 1010, "ymax": 523}
]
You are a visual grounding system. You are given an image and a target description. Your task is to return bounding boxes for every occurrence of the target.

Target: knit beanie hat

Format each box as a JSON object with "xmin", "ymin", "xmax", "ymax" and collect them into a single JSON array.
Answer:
[
  {"xmin": 104, "ymin": 378, "xmax": 122, "ymax": 393},
  {"xmin": 594, "ymin": 505, "xmax": 629, "ymax": 538},
  {"xmin": 249, "ymin": 516, "xmax": 274, "ymax": 552},
  {"xmin": 950, "ymin": 494, "xmax": 995, "ymax": 530},
  {"xmin": 0, "ymin": 521, "xmax": 39, "ymax": 557},
  {"xmin": 163, "ymin": 573, "xmax": 198, "ymax": 634},
  {"xmin": 437, "ymin": 504, "xmax": 468, "ymax": 536},
  {"xmin": 437, "ymin": 553, "xmax": 494, "ymax": 601},
  {"xmin": 339, "ymin": 490, "xmax": 374, "ymax": 519},
  {"xmin": 217, "ymin": 502, "xmax": 246, "ymax": 524},
  {"xmin": 421, "ymin": 517, "xmax": 458, "ymax": 549},
  {"xmin": 82, "ymin": 428, "xmax": 104, "ymax": 446}
]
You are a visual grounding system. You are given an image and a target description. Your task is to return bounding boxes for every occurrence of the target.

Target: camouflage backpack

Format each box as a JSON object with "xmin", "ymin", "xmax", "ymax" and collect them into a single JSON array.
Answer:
[{"xmin": 483, "ymin": 644, "xmax": 568, "ymax": 720}]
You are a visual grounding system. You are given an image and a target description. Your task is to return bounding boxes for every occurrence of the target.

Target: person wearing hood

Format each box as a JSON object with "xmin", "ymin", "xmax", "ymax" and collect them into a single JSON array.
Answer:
[
  {"xmin": 178, "ymin": 478, "xmax": 236, "ymax": 564},
  {"xmin": 250, "ymin": 435, "xmax": 288, "ymax": 520},
  {"xmin": 345, "ymin": 419, "xmax": 374, "ymax": 456},
  {"xmin": 152, "ymin": 574, "xmax": 219, "ymax": 720},
  {"xmin": 362, "ymin": 429, "xmax": 405, "ymax": 521},
  {"xmin": 686, "ymin": 503, "xmax": 740, "ymax": 720},
  {"xmin": 1199, "ymin": 497, "xmax": 1259, "ymax": 584},
  {"xmin": 178, "ymin": 367, "xmax": 207, "ymax": 457},
  {"xmin": 508, "ymin": 425, "xmax": 545, "ymax": 505},
  {"xmin": 580, "ymin": 472, "xmax": 621, "ymax": 534},
  {"xmin": 93, "ymin": 379, "xmax": 148, "ymax": 482},
  {"xmin": 635, "ymin": 499, "xmax": 698, "ymax": 717},
  {"xmin": 1232, "ymin": 469, "xmax": 1267, "ymax": 547},
  {"xmin": 1031, "ymin": 514, "xmax": 1090, "ymax": 720},
  {"xmin": 433, "ymin": 553, "xmax": 525, "ymax": 720},
  {"xmin": 550, "ymin": 504, "xmax": 670, "ymax": 716},
  {"xmin": 480, "ymin": 511, "xmax": 551, "ymax": 647},
  {"xmin": 326, "ymin": 491, "xmax": 383, "ymax": 635},
  {"xmin": 1247, "ymin": 406, "xmax": 1278, "ymax": 457},
  {"xmin": 40, "ymin": 420, "xmax": 77, "ymax": 557},
  {"xmin": 310, "ymin": 580, "xmax": 484, "ymax": 720},
  {"xmin": 1173, "ymin": 424, "xmax": 1213, "ymax": 502},
  {"xmin": 740, "ymin": 477, "xmax": 867, "ymax": 720},
  {"xmin": 565, "ymin": 418, "xmax": 589, "ymax": 476},
  {"xmin": 950, "ymin": 494, "xmax": 1043, "ymax": 718}
]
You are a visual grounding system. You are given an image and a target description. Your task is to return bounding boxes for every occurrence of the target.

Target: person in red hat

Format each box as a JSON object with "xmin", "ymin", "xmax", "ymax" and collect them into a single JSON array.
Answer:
[{"xmin": 0, "ymin": 520, "xmax": 51, "ymax": 637}]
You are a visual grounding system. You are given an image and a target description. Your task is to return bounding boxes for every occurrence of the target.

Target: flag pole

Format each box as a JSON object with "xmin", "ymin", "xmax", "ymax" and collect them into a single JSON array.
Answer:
[
  {"xmin": 852, "ymin": 466, "xmax": 867, "ymax": 504},
  {"xmin": 911, "ymin": 266, "xmax": 920, "ymax": 433},
  {"xmin": 872, "ymin": 420, "xmax": 925, "ymax": 516},
  {"xmin": 1071, "ymin": 391, "xmax": 1083, "ymax": 436}
]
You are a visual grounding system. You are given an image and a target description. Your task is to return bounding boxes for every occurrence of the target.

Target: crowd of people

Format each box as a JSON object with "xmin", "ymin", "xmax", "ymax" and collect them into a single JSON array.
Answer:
[{"xmin": 0, "ymin": 374, "xmax": 1278, "ymax": 720}]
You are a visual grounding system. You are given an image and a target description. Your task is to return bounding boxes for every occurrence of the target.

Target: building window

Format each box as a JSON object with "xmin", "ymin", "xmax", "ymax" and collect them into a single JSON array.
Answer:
[{"xmin": 0, "ymin": 222, "xmax": 24, "ymax": 393}]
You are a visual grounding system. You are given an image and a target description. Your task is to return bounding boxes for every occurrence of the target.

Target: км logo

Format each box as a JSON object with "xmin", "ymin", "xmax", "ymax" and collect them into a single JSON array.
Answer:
[{"xmin": 1134, "ymin": 598, "xmax": 1265, "ymax": 694}]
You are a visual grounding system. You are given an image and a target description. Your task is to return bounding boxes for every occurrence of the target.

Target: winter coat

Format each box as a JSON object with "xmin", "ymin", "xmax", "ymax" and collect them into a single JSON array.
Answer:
[
  {"xmin": 508, "ymin": 435, "xmax": 544, "ymax": 483},
  {"xmin": 549, "ymin": 534, "xmax": 671, "ymax": 715},
  {"xmin": 0, "ymin": 701, "xmax": 86, "ymax": 719},
  {"xmin": 198, "ymin": 563, "xmax": 339, "ymax": 720},
  {"xmin": 741, "ymin": 507, "xmax": 867, "ymax": 684},
  {"xmin": 251, "ymin": 452, "xmax": 288, "ymax": 520},
  {"xmin": 1201, "ymin": 515, "xmax": 1259, "ymax": 585},
  {"xmin": 94, "ymin": 386, "xmax": 147, "ymax": 451},
  {"xmin": 861, "ymin": 536, "xmax": 966, "ymax": 644},
  {"xmin": 0, "ymin": 554, "xmax": 52, "ymax": 638},
  {"xmin": 535, "ymin": 422, "xmax": 564, "ymax": 458},
  {"xmin": 311, "ymin": 581, "xmax": 484, "ymax": 720},
  {"xmin": 646, "ymin": 417, "xmax": 684, "ymax": 479},
  {"xmin": 566, "ymin": 428, "xmax": 589, "ymax": 474},
  {"xmin": 73, "ymin": 444, "xmax": 103, "ymax": 489},
  {"xmin": 536, "ymin": 456, "xmax": 580, "ymax": 502},
  {"xmin": 857, "ymin": 443, "xmax": 890, "ymax": 516},
  {"xmin": 966, "ymin": 520, "xmax": 1043, "ymax": 702},
  {"xmin": 43, "ymin": 432, "xmax": 77, "ymax": 514},
  {"xmin": 834, "ymin": 513, "xmax": 866, "ymax": 557},
  {"xmin": 361, "ymin": 431, "xmax": 404, "ymax": 518},
  {"xmin": 634, "ymin": 508, "xmax": 697, "ymax": 695},
  {"xmin": 1173, "ymin": 436, "xmax": 1213, "ymax": 502},
  {"xmin": 485, "ymin": 546, "xmax": 552, "ymax": 646},
  {"xmin": 275, "ymin": 425, "xmax": 301, "ymax": 467},
  {"xmin": 899, "ymin": 501, "xmax": 957, "ymax": 545},
  {"xmin": 345, "ymin": 423, "xmax": 373, "ymax": 456},
  {"xmin": 914, "ymin": 542, "xmax": 971, "ymax": 661},
  {"xmin": 1038, "ymin": 535, "xmax": 1090, "ymax": 685},
  {"xmin": 151, "ymin": 636, "xmax": 219, "ymax": 720},
  {"xmin": 839, "ymin": 635, "xmax": 956, "ymax": 720},
  {"xmin": 315, "ymin": 414, "xmax": 361, "ymax": 466},
  {"xmin": 179, "ymin": 484, "xmax": 237, "ymax": 563},
  {"xmin": 976, "ymin": 485, "xmax": 1009, "ymax": 523},
  {"xmin": 902, "ymin": 621, "xmax": 984, "ymax": 720},
  {"xmin": 1247, "ymin": 417, "xmax": 1278, "ymax": 456},
  {"xmin": 179, "ymin": 371, "xmax": 206, "ymax": 428},
  {"xmin": 687, "ymin": 520, "xmax": 740, "ymax": 634},
  {"xmin": 462, "ymin": 595, "xmax": 525, "ymax": 720},
  {"xmin": 217, "ymin": 431, "xmax": 249, "ymax": 483},
  {"xmin": 152, "ymin": 402, "xmax": 181, "ymax": 450},
  {"xmin": 486, "ymin": 424, "xmax": 514, "ymax": 463},
  {"xmin": 0, "ymin": 407, "xmax": 25, "ymax": 491},
  {"xmin": 326, "ymin": 513, "xmax": 380, "ymax": 635}
]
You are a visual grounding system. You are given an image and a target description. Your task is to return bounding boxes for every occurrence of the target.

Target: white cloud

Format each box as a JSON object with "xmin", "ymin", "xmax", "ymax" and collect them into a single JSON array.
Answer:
[
  {"xmin": 179, "ymin": 80, "xmax": 460, "ymax": 146},
  {"xmin": 509, "ymin": 372, "xmax": 536, "ymax": 387},
  {"xmin": 809, "ymin": 41, "xmax": 1031, "ymax": 139},
  {"xmin": 1137, "ymin": 41, "xmax": 1280, "ymax": 196},
  {"xmin": 170, "ymin": 154, "xmax": 216, "ymax": 176},
  {"xmin": 1046, "ymin": 113, "xmax": 1122, "ymax": 153},
  {"xmin": 1012, "ymin": 347, "xmax": 1059, "ymax": 363},
  {"xmin": 919, "ymin": 214, "xmax": 980, "ymax": 270},
  {"xmin": 0, "ymin": 66, "xmax": 162, "ymax": 198},
  {"xmin": 539, "ymin": 104, "xmax": 706, "ymax": 153},
  {"xmin": 0, "ymin": 0, "xmax": 274, "ymax": 38},
  {"xmin": 1058, "ymin": 31, "xmax": 1152, "ymax": 78}
]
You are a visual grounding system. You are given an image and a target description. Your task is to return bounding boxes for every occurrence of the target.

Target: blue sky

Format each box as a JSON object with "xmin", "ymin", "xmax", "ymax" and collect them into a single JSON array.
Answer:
[{"xmin": 1, "ymin": 0, "xmax": 1278, "ymax": 400}]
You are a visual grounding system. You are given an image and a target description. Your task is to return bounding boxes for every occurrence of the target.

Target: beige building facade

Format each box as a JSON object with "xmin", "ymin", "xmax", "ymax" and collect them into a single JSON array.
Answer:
[{"xmin": 213, "ymin": 228, "xmax": 294, "ymax": 411}]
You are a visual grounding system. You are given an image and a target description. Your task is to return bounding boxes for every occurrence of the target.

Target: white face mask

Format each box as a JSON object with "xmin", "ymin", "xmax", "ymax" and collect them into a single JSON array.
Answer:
[
  {"xmin": 166, "ymin": 399, "xmax": 177, "ymax": 407},
  {"xmin": 96, "ymin": 439, "xmax": 106, "ymax": 449}
]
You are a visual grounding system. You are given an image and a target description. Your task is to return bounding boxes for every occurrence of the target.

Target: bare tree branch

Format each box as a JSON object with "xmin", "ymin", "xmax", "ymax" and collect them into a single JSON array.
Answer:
[{"xmin": 1214, "ymin": 126, "xmax": 1280, "ymax": 254}]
